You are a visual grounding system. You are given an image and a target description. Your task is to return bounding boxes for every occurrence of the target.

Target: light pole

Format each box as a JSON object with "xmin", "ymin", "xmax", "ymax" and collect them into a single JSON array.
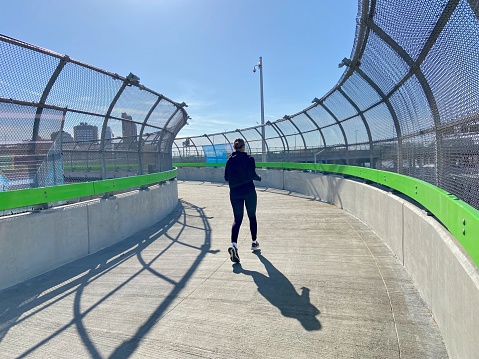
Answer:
[{"xmin": 253, "ymin": 57, "xmax": 266, "ymax": 162}]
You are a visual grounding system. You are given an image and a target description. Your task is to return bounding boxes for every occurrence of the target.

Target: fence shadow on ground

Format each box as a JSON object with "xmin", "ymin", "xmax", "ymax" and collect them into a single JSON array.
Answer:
[{"xmin": 0, "ymin": 199, "xmax": 214, "ymax": 359}]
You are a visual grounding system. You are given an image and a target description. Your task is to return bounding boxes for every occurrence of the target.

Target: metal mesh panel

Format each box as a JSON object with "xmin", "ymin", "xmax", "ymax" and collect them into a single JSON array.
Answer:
[
  {"xmin": 0, "ymin": 34, "xmax": 188, "ymax": 187},
  {"xmin": 174, "ymin": 0, "xmax": 479, "ymax": 210},
  {"xmin": 165, "ymin": 109, "xmax": 187, "ymax": 134},
  {"xmin": 4, "ymin": 2, "xmax": 477, "ymax": 208},
  {"xmin": 34, "ymin": 134, "xmax": 63, "ymax": 188},
  {"xmin": 159, "ymin": 131, "xmax": 175, "ymax": 153},
  {"xmin": 202, "ymin": 134, "xmax": 221, "ymax": 145},
  {"xmin": 151, "ymin": 101, "xmax": 178, "ymax": 130},
  {"xmin": 141, "ymin": 133, "xmax": 159, "ymax": 175},
  {"xmin": 302, "ymin": 129, "xmax": 324, "ymax": 149},
  {"xmin": 238, "ymin": 128, "xmax": 262, "ymax": 141},
  {"xmin": 62, "ymin": 111, "xmax": 103, "ymax": 140},
  {"xmin": 441, "ymin": 128, "xmax": 479, "ymax": 208},
  {"xmin": 37, "ymin": 108, "xmax": 65, "ymax": 142},
  {"xmin": 178, "ymin": 135, "xmax": 212, "ymax": 162},
  {"xmin": 187, "ymin": 138, "xmax": 206, "ymax": 159},
  {"xmin": 389, "ymin": 75, "xmax": 435, "ymax": 136},
  {"xmin": 401, "ymin": 133, "xmax": 438, "ymax": 183},
  {"xmin": 224, "ymin": 132, "xmax": 242, "ymax": 144},
  {"xmin": 113, "ymin": 86, "xmax": 159, "ymax": 128},
  {"xmin": 105, "ymin": 135, "xmax": 140, "ymax": 178},
  {"xmin": 238, "ymin": 128, "xmax": 264, "ymax": 154},
  {"xmin": 341, "ymin": 72, "xmax": 382, "ymax": 111},
  {"xmin": 362, "ymin": 103, "xmax": 396, "ymax": 141},
  {"xmin": 0, "ymin": 102, "xmax": 38, "ymax": 143},
  {"xmin": 173, "ymin": 137, "xmax": 201, "ymax": 162},
  {"xmin": 172, "ymin": 141, "xmax": 182, "ymax": 159},
  {"xmin": 320, "ymin": 125, "xmax": 345, "ymax": 147},
  {"xmin": 360, "ymin": 31, "xmax": 409, "ymax": 95},
  {"xmin": 274, "ymin": 119, "xmax": 297, "ymax": 136},
  {"xmin": 106, "ymin": 115, "xmax": 140, "ymax": 162},
  {"xmin": 264, "ymin": 125, "xmax": 285, "ymax": 152},
  {"xmin": 373, "ymin": 140, "xmax": 399, "ymax": 171},
  {"xmin": 322, "ymin": 91, "xmax": 357, "ymax": 120},
  {"xmin": 284, "ymin": 134, "xmax": 305, "ymax": 151},
  {"xmin": 374, "ymin": 0, "xmax": 445, "ymax": 60},
  {"xmin": 49, "ymin": 61, "xmax": 120, "ymax": 111},
  {"xmin": 0, "ymin": 40, "xmax": 58, "ymax": 102},
  {"xmin": 421, "ymin": 1, "xmax": 479, "ymax": 126},
  {"xmin": 341, "ymin": 116, "xmax": 369, "ymax": 145},
  {"xmin": 0, "ymin": 103, "xmax": 63, "ymax": 189},
  {"xmin": 63, "ymin": 140, "xmax": 102, "ymax": 181},
  {"xmin": 290, "ymin": 113, "xmax": 319, "ymax": 132},
  {"xmin": 305, "ymin": 105, "xmax": 337, "ymax": 127},
  {"xmin": 143, "ymin": 132, "xmax": 159, "ymax": 147}
]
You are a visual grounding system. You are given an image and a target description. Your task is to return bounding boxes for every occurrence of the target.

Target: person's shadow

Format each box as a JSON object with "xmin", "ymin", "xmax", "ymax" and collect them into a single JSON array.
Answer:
[{"xmin": 233, "ymin": 252, "xmax": 321, "ymax": 331}]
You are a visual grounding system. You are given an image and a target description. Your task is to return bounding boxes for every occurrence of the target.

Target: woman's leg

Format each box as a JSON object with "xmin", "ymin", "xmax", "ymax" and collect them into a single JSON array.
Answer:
[
  {"xmin": 244, "ymin": 190, "xmax": 258, "ymax": 240},
  {"xmin": 230, "ymin": 196, "xmax": 245, "ymax": 243}
]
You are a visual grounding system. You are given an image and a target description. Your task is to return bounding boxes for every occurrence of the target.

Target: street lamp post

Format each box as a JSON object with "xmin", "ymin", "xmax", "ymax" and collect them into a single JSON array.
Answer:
[{"xmin": 253, "ymin": 57, "xmax": 266, "ymax": 162}]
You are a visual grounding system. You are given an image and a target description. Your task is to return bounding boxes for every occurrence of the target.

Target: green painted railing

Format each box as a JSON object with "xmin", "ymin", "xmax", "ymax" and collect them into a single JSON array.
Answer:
[
  {"xmin": 0, "ymin": 169, "xmax": 177, "ymax": 212},
  {"xmin": 175, "ymin": 162, "xmax": 479, "ymax": 267}
]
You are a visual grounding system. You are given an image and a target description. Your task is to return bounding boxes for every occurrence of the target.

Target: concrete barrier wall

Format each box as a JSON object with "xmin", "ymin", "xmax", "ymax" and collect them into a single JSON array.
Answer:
[
  {"xmin": 177, "ymin": 167, "xmax": 479, "ymax": 359},
  {"xmin": 0, "ymin": 180, "xmax": 178, "ymax": 291},
  {"xmin": 179, "ymin": 166, "xmax": 225, "ymax": 182},
  {"xmin": 0, "ymin": 204, "xmax": 90, "ymax": 291}
]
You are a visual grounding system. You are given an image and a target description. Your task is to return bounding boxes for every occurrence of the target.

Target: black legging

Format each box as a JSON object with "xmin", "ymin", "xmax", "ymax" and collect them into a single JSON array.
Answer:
[{"xmin": 230, "ymin": 190, "xmax": 257, "ymax": 243}]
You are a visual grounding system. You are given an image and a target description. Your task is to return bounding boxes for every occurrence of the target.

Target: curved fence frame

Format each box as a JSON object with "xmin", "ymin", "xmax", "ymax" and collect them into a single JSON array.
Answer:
[
  {"xmin": 174, "ymin": 0, "xmax": 479, "ymax": 211},
  {"xmin": 2, "ymin": 1, "xmax": 479, "ymax": 265},
  {"xmin": 0, "ymin": 34, "xmax": 188, "ymax": 191}
]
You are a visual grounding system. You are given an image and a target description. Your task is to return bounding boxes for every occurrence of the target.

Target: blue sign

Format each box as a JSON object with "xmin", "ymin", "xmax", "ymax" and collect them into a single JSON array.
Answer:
[{"xmin": 203, "ymin": 144, "xmax": 230, "ymax": 163}]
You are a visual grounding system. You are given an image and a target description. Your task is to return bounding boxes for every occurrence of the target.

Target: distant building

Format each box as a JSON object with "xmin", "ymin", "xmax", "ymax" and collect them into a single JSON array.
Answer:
[
  {"xmin": 74, "ymin": 122, "xmax": 98, "ymax": 143},
  {"xmin": 121, "ymin": 113, "xmax": 137, "ymax": 142},
  {"xmin": 104, "ymin": 126, "xmax": 114, "ymax": 150},
  {"xmin": 50, "ymin": 130, "xmax": 74, "ymax": 143},
  {"xmin": 105, "ymin": 126, "xmax": 113, "ymax": 141}
]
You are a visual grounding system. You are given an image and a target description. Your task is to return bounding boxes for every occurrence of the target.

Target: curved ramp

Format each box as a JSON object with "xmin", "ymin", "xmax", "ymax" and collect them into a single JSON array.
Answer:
[{"xmin": 0, "ymin": 181, "xmax": 447, "ymax": 358}]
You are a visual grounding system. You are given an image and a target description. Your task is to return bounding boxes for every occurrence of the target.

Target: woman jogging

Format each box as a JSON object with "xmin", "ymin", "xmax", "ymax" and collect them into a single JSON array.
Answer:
[{"xmin": 224, "ymin": 138, "xmax": 262, "ymax": 263}]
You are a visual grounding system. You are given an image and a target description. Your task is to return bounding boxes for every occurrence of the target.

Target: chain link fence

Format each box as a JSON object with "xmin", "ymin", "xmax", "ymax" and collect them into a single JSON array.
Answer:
[
  {"xmin": 0, "ymin": 34, "xmax": 188, "ymax": 191},
  {"xmin": 174, "ymin": 0, "xmax": 479, "ymax": 210}
]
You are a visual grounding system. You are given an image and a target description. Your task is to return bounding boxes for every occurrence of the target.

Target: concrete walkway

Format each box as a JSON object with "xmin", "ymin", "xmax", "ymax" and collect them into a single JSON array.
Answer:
[{"xmin": 0, "ymin": 181, "xmax": 448, "ymax": 358}]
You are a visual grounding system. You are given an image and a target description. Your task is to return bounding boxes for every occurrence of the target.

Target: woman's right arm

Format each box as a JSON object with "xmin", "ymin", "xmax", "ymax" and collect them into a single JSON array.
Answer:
[
  {"xmin": 248, "ymin": 157, "xmax": 261, "ymax": 181},
  {"xmin": 224, "ymin": 161, "xmax": 230, "ymax": 182}
]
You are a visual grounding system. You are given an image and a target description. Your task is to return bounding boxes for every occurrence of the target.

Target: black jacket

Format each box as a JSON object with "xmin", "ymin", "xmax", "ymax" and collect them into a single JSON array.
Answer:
[{"xmin": 224, "ymin": 151, "xmax": 261, "ymax": 196}]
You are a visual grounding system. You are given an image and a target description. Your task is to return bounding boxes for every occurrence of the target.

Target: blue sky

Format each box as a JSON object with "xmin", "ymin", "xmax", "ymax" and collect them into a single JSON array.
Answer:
[{"xmin": 2, "ymin": 0, "xmax": 358, "ymax": 138}]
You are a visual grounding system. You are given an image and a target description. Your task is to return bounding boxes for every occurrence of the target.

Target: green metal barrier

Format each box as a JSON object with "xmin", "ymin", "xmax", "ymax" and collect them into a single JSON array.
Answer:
[
  {"xmin": 0, "ymin": 169, "xmax": 177, "ymax": 212},
  {"xmin": 174, "ymin": 162, "xmax": 479, "ymax": 267}
]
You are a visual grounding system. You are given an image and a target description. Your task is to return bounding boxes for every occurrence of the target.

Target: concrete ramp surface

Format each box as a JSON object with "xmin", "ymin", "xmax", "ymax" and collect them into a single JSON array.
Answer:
[{"xmin": 0, "ymin": 181, "xmax": 448, "ymax": 358}]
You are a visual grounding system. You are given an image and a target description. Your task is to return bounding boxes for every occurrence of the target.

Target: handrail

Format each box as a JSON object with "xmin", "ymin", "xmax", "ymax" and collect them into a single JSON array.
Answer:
[
  {"xmin": 174, "ymin": 162, "xmax": 479, "ymax": 267},
  {"xmin": 0, "ymin": 169, "xmax": 177, "ymax": 212}
]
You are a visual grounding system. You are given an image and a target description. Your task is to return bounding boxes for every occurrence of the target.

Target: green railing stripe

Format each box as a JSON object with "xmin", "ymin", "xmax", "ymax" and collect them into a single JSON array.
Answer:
[
  {"xmin": 0, "ymin": 169, "xmax": 177, "ymax": 212},
  {"xmin": 174, "ymin": 162, "xmax": 479, "ymax": 267}
]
